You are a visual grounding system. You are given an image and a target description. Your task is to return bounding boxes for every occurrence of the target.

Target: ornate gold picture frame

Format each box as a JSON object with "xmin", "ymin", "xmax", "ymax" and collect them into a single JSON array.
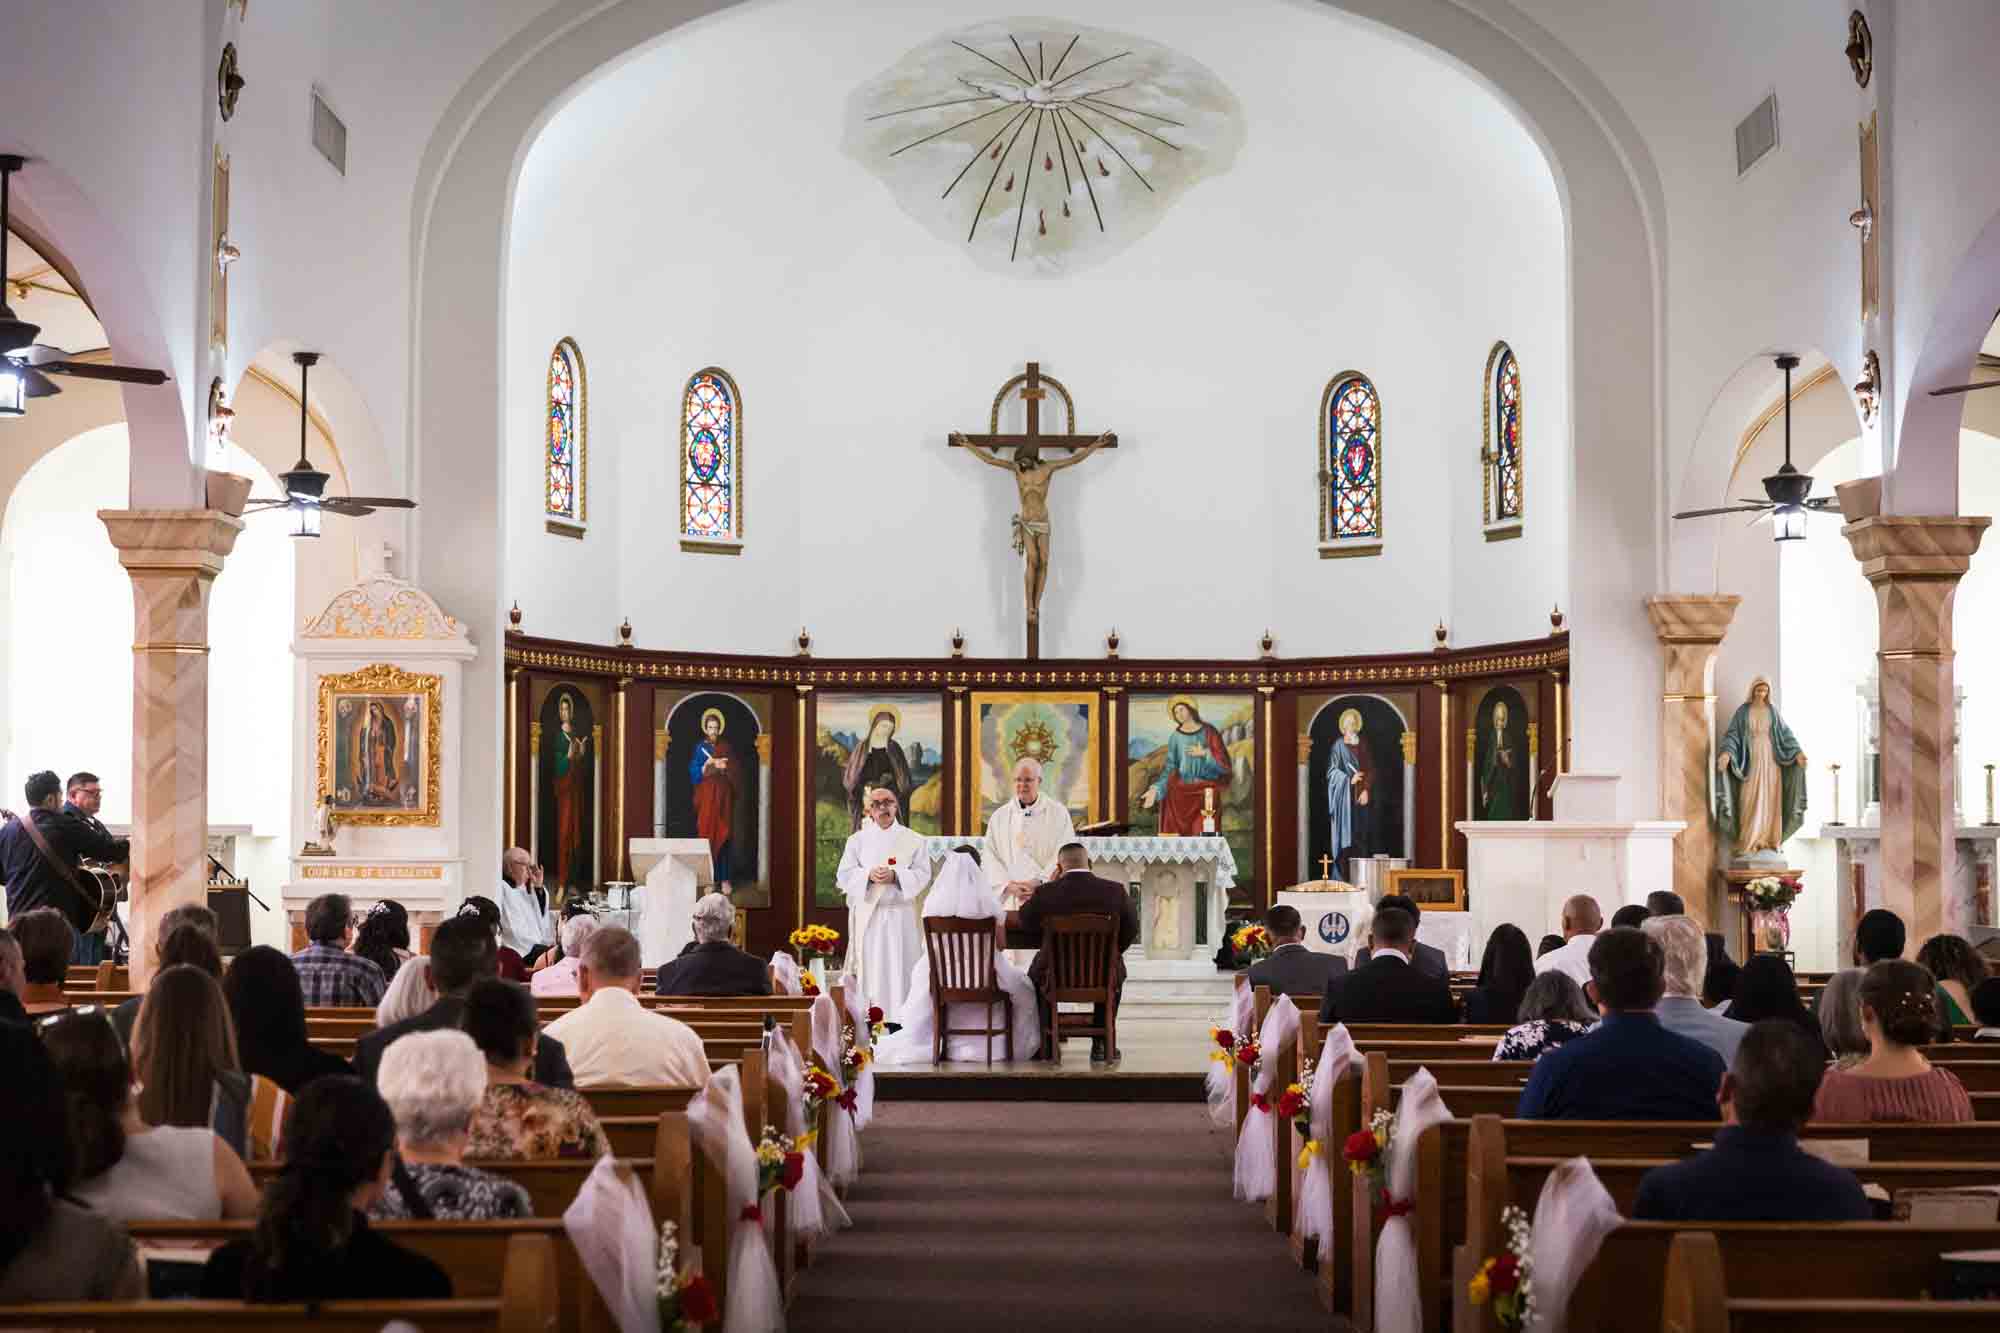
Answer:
[{"xmin": 316, "ymin": 663, "xmax": 443, "ymax": 826}]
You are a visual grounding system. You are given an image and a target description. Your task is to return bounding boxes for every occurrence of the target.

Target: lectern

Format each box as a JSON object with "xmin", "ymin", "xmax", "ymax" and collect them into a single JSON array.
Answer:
[{"xmin": 628, "ymin": 838, "xmax": 714, "ymax": 968}]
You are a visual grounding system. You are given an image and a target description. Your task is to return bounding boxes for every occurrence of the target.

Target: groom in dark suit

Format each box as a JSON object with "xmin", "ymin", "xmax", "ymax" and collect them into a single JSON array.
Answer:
[
  {"xmin": 1319, "ymin": 905, "xmax": 1455, "ymax": 1025},
  {"xmin": 1021, "ymin": 843, "xmax": 1139, "ymax": 1063}
]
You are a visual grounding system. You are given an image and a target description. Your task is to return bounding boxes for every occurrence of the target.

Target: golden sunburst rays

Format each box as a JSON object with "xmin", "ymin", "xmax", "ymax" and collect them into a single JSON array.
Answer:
[{"xmin": 866, "ymin": 28, "xmax": 1192, "ymax": 264}]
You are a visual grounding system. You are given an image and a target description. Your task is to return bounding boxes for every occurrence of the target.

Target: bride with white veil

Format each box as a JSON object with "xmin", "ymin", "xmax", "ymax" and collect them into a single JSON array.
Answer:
[{"xmin": 874, "ymin": 847, "xmax": 1043, "ymax": 1064}]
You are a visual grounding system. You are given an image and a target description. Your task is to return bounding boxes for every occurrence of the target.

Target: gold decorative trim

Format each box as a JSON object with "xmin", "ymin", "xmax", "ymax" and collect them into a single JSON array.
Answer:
[
  {"xmin": 545, "ymin": 520, "xmax": 585, "ymax": 540},
  {"xmin": 1481, "ymin": 342, "xmax": 1522, "ymax": 528},
  {"xmin": 613, "ymin": 683, "xmax": 626, "ymax": 881},
  {"xmin": 1400, "ymin": 730, "xmax": 1417, "ymax": 765},
  {"xmin": 1437, "ymin": 682, "xmax": 1450, "ymax": 865},
  {"xmin": 1552, "ymin": 670, "xmax": 1566, "ymax": 777},
  {"xmin": 990, "ymin": 368, "xmax": 1075, "ymax": 436},
  {"xmin": 1317, "ymin": 371, "xmax": 1382, "ymax": 550},
  {"xmin": 545, "ymin": 336, "xmax": 587, "ymax": 528},
  {"xmin": 796, "ymin": 685, "xmax": 812, "ymax": 921},
  {"xmin": 506, "ymin": 671, "xmax": 519, "ymax": 846},
  {"xmin": 298, "ymin": 864, "xmax": 444, "ymax": 880},
  {"xmin": 134, "ymin": 642, "xmax": 211, "ymax": 655},
  {"xmin": 680, "ymin": 366, "xmax": 745, "ymax": 547},
  {"xmin": 315, "ymin": 662, "xmax": 444, "ymax": 827},
  {"xmin": 1527, "ymin": 721, "xmax": 1540, "ymax": 807},
  {"xmin": 1662, "ymin": 692, "xmax": 1715, "ymax": 703},
  {"xmin": 529, "ymin": 720, "xmax": 542, "ymax": 758},
  {"xmin": 1466, "ymin": 727, "xmax": 1477, "ymax": 764},
  {"xmin": 654, "ymin": 730, "xmax": 670, "ymax": 763},
  {"xmin": 1259, "ymin": 686, "xmax": 1275, "ymax": 896},
  {"xmin": 299, "ymin": 572, "xmax": 464, "ymax": 641}
]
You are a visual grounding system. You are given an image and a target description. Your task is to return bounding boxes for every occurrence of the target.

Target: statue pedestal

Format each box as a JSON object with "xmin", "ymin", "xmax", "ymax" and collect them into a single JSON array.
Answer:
[{"xmin": 1719, "ymin": 866, "xmax": 1803, "ymax": 962}]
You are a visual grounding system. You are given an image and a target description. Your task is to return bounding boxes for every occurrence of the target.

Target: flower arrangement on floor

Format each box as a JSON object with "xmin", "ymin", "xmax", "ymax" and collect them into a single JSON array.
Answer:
[
  {"xmin": 1211, "ymin": 1024, "xmax": 1261, "ymax": 1074},
  {"xmin": 790, "ymin": 924, "xmax": 840, "ymax": 961},
  {"xmin": 755, "ymin": 1124, "xmax": 808, "ymax": 1198},
  {"xmin": 1343, "ymin": 1108, "xmax": 1406, "ymax": 1214},
  {"xmin": 656, "ymin": 1219, "xmax": 718, "ymax": 1330},
  {"xmin": 1466, "ymin": 1203, "xmax": 1535, "ymax": 1329},
  {"xmin": 1231, "ymin": 923, "xmax": 1273, "ymax": 963}
]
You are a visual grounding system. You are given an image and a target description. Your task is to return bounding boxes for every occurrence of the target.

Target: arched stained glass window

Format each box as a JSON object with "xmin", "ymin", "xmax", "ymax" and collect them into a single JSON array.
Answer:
[
  {"xmin": 545, "ymin": 338, "xmax": 585, "ymax": 534},
  {"xmin": 1484, "ymin": 342, "xmax": 1522, "ymax": 530},
  {"xmin": 1319, "ymin": 372, "xmax": 1382, "ymax": 555},
  {"xmin": 681, "ymin": 367, "xmax": 743, "ymax": 549}
]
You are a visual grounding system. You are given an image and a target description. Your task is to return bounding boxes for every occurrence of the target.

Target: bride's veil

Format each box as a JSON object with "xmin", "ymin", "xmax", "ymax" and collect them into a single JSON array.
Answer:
[{"xmin": 923, "ymin": 848, "xmax": 999, "ymax": 920}]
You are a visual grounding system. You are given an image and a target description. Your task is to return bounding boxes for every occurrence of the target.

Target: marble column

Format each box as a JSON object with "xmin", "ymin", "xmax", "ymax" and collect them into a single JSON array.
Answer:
[
  {"xmin": 1843, "ymin": 516, "xmax": 1989, "ymax": 949},
  {"xmin": 1643, "ymin": 594, "xmax": 1740, "ymax": 925},
  {"xmin": 98, "ymin": 509, "xmax": 244, "ymax": 988}
]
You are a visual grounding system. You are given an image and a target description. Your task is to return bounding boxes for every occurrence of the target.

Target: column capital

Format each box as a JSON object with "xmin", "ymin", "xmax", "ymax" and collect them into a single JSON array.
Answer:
[
  {"xmin": 97, "ymin": 509, "xmax": 244, "ymax": 574},
  {"xmin": 1643, "ymin": 594, "xmax": 1741, "ymax": 645},
  {"xmin": 1841, "ymin": 515, "xmax": 1989, "ymax": 583}
]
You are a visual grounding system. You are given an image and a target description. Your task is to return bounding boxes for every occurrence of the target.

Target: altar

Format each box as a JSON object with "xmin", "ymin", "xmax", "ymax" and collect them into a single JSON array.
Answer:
[{"xmin": 921, "ymin": 834, "xmax": 1235, "ymax": 961}]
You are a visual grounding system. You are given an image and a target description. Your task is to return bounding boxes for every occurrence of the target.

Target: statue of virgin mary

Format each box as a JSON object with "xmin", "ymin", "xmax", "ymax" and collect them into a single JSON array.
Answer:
[{"xmin": 1715, "ymin": 676, "xmax": 1808, "ymax": 861}]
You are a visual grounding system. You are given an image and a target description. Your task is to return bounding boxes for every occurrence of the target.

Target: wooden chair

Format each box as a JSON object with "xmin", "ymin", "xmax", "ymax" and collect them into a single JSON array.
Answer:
[
  {"xmin": 1036, "ymin": 913, "xmax": 1121, "ymax": 1063},
  {"xmin": 922, "ymin": 915, "xmax": 1012, "ymax": 1065}
]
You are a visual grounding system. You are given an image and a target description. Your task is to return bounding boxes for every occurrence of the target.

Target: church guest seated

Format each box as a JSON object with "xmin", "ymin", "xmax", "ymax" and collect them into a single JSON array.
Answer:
[
  {"xmin": 41, "ymin": 1005, "xmax": 258, "ymax": 1221},
  {"xmin": 1971, "ymin": 978, "xmax": 2000, "ymax": 1040},
  {"xmin": 372, "ymin": 1030, "xmax": 531, "ymax": 1221},
  {"xmin": 0, "ymin": 769, "xmax": 130, "ymax": 965},
  {"xmin": 459, "ymin": 894, "xmax": 531, "ymax": 982},
  {"xmin": 1632, "ymin": 1020, "xmax": 1871, "ymax": 1223},
  {"xmin": 0, "ymin": 1024, "xmax": 142, "ymax": 1303},
  {"xmin": 1917, "ymin": 932, "xmax": 1985, "ymax": 1031},
  {"xmin": 1724, "ymin": 954, "xmax": 1828, "ymax": 1062},
  {"xmin": 376, "ymin": 954, "xmax": 437, "ymax": 1027},
  {"xmin": 1532, "ymin": 894, "xmax": 1603, "ymax": 987},
  {"xmin": 1610, "ymin": 904, "xmax": 1650, "ymax": 930},
  {"xmin": 544, "ymin": 926, "xmax": 709, "ymax": 1087},
  {"xmin": 289, "ymin": 892, "xmax": 388, "ymax": 1007},
  {"xmin": 111, "ymin": 904, "xmax": 219, "ymax": 1044},
  {"xmin": 875, "ymin": 847, "xmax": 1043, "ymax": 1065},
  {"xmin": 14, "ymin": 907, "xmax": 75, "ymax": 1016},
  {"xmin": 355, "ymin": 914, "xmax": 573, "ymax": 1088},
  {"xmin": 1644, "ymin": 914, "xmax": 1747, "ymax": 1065},
  {"xmin": 531, "ymin": 913, "xmax": 599, "ymax": 997},
  {"xmin": 1022, "ymin": 842, "xmax": 1140, "ymax": 1062},
  {"xmin": 1246, "ymin": 904, "xmax": 1345, "ymax": 1000},
  {"xmin": 226, "ymin": 944, "xmax": 353, "ymax": 1095},
  {"xmin": 1814, "ymin": 907, "xmax": 1907, "ymax": 1018},
  {"xmin": 0, "ymin": 927, "xmax": 27, "ymax": 1025},
  {"xmin": 352, "ymin": 899, "xmax": 414, "ymax": 984},
  {"xmin": 201, "ymin": 1076, "xmax": 451, "ymax": 1303},
  {"xmin": 134, "ymin": 963, "xmax": 291, "ymax": 1161},
  {"xmin": 1810, "ymin": 960, "xmax": 1974, "ymax": 1124},
  {"xmin": 1701, "ymin": 933, "xmax": 1740, "ymax": 1009},
  {"xmin": 1516, "ymin": 927, "xmax": 1728, "ymax": 1121},
  {"xmin": 1354, "ymin": 894, "xmax": 1449, "ymax": 980},
  {"xmin": 1535, "ymin": 933, "xmax": 1564, "ymax": 960},
  {"xmin": 1320, "ymin": 906, "xmax": 1455, "ymax": 1026},
  {"xmin": 1819, "ymin": 968, "xmax": 1870, "ymax": 1067},
  {"xmin": 1492, "ymin": 971, "xmax": 1596, "ymax": 1061},
  {"xmin": 1459, "ymin": 923, "xmax": 1534, "ymax": 1024},
  {"xmin": 462, "ymin": 977, "xmax": 610, "ymax": 1159},
  {"xmin": 1646, "ymin": 890, "xmax": 1686, "ymax": 917},
  {"xmin": 497, "ymin": 848, "xmax": 555, "ymax": 968},
  {"xmin": 655, "ymin": 893, "xmax": 771, "ymax": 998}
]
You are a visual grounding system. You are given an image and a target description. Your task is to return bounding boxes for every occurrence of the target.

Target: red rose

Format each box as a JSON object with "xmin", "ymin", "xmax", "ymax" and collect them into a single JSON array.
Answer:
[
  {"xmin": 1214, "ymin": 1029, "xmax": 1236, "ymax": 1052},
  {"xmin": 1490, "ymin": 1253, "xmax": 1520, "ymax": 1295},
  {"xmin": 739, "ymin": 1203, "xmax": 763, "ymax": 1224},
  {"xmin": 1343, "ymin": 1129, "xmax": 1380, "ymax": 1165},
  {"xmin": 1276, "ymin": 1090, "xmax": 1307, "ymax": 1119},
  {"xmin": 868, "ymin": 1006, "xmax": 884, "ymax": 1025},
  {"xmin": 1250, "ymin": 1092, "xmax": 1270, "ymax": 1113},
  {"xmin": 781, "ymin": 1151, "xmax": 805, "ymax": 1192},
  {"xmin": 1234, "ymin": 1042, "xmax": 1260, "ymax": 1066},
  {"xmin": 887, "ymin": 857, "xmax": 897, "ymax": 866},
  {"xmin": 678, "ymin": 1273, "xmax": 719, "ymax": 1324}
]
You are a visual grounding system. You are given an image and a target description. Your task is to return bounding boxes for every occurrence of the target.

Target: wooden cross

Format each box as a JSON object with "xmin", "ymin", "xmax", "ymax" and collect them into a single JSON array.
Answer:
[{"xmin": 945, "ymin": 362, "xmax": 1119, "ymax": 464}]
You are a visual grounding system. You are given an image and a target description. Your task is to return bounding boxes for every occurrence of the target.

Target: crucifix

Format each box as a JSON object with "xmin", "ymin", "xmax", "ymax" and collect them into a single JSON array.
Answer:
[{"xmin": 948, "ymin": 361, "xmax": 1117, "ymax": 659}]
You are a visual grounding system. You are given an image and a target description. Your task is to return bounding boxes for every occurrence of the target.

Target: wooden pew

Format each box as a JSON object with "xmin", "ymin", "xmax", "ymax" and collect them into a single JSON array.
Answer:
[
  {"xmin": 0, "ymin": 1232, "xmax": 557, "ymax": 1332},
  {"xmin": 1660, "ymin": 1229, "xmax": 2000, "ymax": 1332}
]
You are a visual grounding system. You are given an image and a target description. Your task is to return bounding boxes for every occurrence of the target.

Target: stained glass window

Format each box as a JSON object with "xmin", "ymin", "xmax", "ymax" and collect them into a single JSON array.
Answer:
[
  {"xmin": 545, "ymin": 339, "xmax": 584, "ymax": 527},
  {"xmin": 682, "ymin": 368, "xmax": 742, "ymax": 545},
  {"xmin": 1321, "ymin": 373, "xmax": 1381, "ymax": 545},
  {"xmin": 1487, "ymin": 343, "xmax": 1522, "ymax": 525}
]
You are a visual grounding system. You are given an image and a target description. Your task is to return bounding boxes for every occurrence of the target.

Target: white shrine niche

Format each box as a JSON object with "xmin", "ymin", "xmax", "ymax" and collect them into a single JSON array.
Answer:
[{"xmin": 283, "ymin": 571, "xmax": 478, "ymax": 947}]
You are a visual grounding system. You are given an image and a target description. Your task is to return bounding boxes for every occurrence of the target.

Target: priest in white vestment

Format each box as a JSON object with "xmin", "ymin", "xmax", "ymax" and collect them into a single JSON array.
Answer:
[
  {"xmin": 835, "ymin": 787, "xmax": 931, "ymax": 1017},
  {"xmin": 874, "ymin": 848, "xmax": 1042, "ymax": 1065},
  {"xmin": 982, "ymin": 757, "xmax": 1076, "ymax": 907}
]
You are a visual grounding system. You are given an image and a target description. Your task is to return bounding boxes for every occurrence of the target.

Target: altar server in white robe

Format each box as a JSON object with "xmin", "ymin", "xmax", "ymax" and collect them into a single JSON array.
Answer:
[
  {"xmin": 836, "ymin": 787, "xmax": 931, "ymax": 1016},
  {"xmin": 875, "ymin": 847, "xmax": 1042, "ymax": 1064},
  {"xmin": 982, "ymin": 757, "xmax": 1076, "ymax": 907}
]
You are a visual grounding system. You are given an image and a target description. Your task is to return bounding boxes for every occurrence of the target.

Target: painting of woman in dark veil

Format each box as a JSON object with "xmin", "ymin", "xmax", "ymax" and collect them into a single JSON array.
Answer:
[{"xmin": 536, "ymin": 685, "xmax": 597, "ymax": 894}]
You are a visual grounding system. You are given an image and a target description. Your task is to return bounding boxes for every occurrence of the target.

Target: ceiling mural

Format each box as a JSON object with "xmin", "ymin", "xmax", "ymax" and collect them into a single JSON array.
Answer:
[{"xmin": 845, "ymin": 18, "xmax": 1244, "ymax": 277}]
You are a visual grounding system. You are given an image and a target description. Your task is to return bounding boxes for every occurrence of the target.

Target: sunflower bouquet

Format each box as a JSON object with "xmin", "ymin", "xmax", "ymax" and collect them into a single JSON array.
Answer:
[
  {"xmin": 1231, "ymin": 923, "xmax": 1273, "ymax": 963},
  {"xmin": 790, "ymin": 923, "xmax": 841, "ymax": 961}
]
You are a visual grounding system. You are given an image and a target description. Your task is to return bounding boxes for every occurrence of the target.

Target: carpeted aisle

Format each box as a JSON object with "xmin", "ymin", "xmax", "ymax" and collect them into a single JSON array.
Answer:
[{"xmin": 788, "ymin": 1100, "xmax": 1325, "ymax": 1332}]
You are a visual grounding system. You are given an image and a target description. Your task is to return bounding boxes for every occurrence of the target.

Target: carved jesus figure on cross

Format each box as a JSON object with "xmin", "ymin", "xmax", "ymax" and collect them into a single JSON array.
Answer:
[{"xmin": 949, "ymin": 362, "xmax": 1117, "ymax": 659}]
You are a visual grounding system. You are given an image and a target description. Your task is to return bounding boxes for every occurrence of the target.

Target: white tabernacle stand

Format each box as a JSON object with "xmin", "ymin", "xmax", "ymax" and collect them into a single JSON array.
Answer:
[
  {"xmin": 1456, "ymin": 774, "xmax": 1683, "ymax": 955},
  {"xmin": 627, "ymin": 838, "xmax": 714, "ymax": 968}
]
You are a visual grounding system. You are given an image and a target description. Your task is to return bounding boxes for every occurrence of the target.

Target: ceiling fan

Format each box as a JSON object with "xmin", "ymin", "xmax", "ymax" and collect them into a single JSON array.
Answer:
[
  {"xmin": 241, "ymin": 350, "xmax": 415, "ymax": 536},
  {"xmin": 1927, "ymin": 350, "xmax": 2000, "ymax": 397},
  {"xmin": 0, "ymin": 154, "xmax": 170, "ymax": 416},
  {"xmin": 1672, "ymin": 353, "xmax": 1836, "ymax": 542}
]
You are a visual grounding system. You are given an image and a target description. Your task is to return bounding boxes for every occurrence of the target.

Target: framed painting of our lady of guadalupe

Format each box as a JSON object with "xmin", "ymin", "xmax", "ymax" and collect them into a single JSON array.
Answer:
[{"xmin": 318, "ymin": 662, "xmax": 442, "ymax": 826}]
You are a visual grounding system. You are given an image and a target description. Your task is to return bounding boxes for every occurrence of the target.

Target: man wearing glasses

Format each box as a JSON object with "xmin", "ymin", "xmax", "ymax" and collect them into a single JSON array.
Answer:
[{"xmin": 0, "ymin": 770, "xmax": 129, "ymax": 964}]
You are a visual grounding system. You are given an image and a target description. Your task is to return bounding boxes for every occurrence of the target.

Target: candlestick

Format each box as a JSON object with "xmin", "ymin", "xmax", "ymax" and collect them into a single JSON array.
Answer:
[
  {"xmin": 1827, "ymin": 762, "xmax": 1843, "ymax": 827},
  {"xmin": 1986, "ymin": 763, "xmax": 1995, "ymax": 826}
]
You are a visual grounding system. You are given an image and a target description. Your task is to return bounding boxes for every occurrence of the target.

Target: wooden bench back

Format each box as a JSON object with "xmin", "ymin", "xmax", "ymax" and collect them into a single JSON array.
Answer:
[{"xmin": 1660, "ymin": 1229, "xmax": 2000, "ymax": 1333}]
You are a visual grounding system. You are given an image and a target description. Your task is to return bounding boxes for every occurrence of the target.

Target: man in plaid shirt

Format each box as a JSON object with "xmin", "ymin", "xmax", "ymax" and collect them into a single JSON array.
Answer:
[{"xmin": 289, "ymin": 892, "xmax": 387, "ymax": 1007}]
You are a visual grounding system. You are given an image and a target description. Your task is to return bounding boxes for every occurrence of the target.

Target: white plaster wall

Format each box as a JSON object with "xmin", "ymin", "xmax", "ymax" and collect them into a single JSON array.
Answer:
[{"xmin": 503, "ymin": 0, "xmax": 1568, "ymax": 659}]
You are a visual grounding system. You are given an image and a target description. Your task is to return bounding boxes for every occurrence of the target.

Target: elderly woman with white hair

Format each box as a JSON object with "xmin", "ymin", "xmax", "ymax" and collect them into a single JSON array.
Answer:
[
  {"xmin": 371, "ymin": 1030, "xmax": 532, "ymax": 1221},
  {"xmin": 530, "ymin": 913, "xmax": 602, "ymax": 997},
  {"xmin": 375, "ymin": 954, "xmax": 437, "ymax": 1028}
]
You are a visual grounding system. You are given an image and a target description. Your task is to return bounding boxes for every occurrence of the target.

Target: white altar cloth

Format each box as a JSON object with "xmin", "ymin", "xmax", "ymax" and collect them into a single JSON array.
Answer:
[{"xmin": 1272, "ymin": 887, "xmax": 1476, "ymax": 969}]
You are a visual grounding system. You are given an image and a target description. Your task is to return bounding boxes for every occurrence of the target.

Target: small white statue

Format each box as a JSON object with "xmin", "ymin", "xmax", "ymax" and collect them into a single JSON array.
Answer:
[{"xmin": 303, "ymin": 794, "xmax": 338, "ymax": 855}]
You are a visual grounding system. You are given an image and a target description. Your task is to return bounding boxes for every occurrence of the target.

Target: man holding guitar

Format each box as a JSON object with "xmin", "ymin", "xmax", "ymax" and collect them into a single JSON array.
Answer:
[{"xmin": 0, "ymin": 769, "xmax": 130, "ymax": 964}]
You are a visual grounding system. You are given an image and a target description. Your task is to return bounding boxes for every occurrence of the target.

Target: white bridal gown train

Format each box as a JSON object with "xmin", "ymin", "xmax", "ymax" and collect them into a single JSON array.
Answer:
[{"xmin": 873, "ymin": 849, "xmax": 1043, "ymax": 1064}]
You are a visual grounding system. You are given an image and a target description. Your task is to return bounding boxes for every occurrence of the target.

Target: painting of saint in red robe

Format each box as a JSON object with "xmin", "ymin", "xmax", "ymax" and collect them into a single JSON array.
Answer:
[
  {"xmin": 1138, "ymin": 696, "xmax": 1235, "ymax": 834},
  {"xmin": 689, "ymin": 707, "xmax": 739, "ymax": 892},
  {"xmin": 535, "ymin": 685, "xmax": 596, "ymax": 894},
  {"xmin": 663, "ymin": 691, "xmax": 767, "ymax": 906}
]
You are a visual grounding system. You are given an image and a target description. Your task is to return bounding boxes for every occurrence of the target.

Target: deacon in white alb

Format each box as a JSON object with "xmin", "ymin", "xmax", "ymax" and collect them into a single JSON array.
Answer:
[
  {"xmin": 982, "ymin": 757, "xmax": 1076, "ymax": 907},
  {"xmin": 835, "ymin": 787, "xmax": 932, "ymax": 1016}
]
